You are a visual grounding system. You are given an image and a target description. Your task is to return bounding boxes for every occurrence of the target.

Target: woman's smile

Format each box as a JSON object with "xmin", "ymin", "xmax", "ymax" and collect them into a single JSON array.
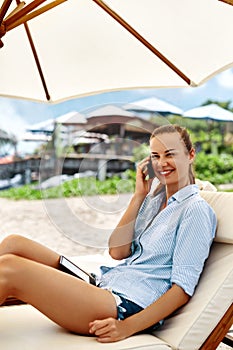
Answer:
[{"xmin": 158, "ymin": 169, "xmax": 175, "ymax": 176}]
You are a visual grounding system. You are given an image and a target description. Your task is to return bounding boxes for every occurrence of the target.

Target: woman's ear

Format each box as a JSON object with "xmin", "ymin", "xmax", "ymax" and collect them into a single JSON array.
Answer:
[{"xmin": 189, "ymin": 148, "xmax": 195, "ymax": 163}]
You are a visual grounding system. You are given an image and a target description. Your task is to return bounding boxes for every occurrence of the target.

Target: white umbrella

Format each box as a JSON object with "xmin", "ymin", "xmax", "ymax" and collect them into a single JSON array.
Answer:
[
  {"xmin": 24, "ymin": 111, "xmax": 87, "ymax": 149},
  {"xmin": 183, "ymin": 104, "xmax": 233, "ymax": 122},
  {"xmin": 124, "ymin": 97, "xmax": 183, "ymax": 115},
  {"xmin": 26, "ymin": 111, "xmax": 86, "ymax": 133},
  {"xmin": 21, "ymin": 131, "xmax": 51, "ymax": 141},
  {"xmin": 26, "ymin": 118, "xmax": 55, "ymax": 132},
  {"xmin": 0, "ymin": 0, "xmax": 233, "ymax": 103}
]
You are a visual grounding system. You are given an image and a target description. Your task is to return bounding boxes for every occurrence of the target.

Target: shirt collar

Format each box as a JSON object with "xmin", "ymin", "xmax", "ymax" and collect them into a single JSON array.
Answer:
[{"xmin": 168, "ymin": 184, "xmax": 199, "ymax": 204}]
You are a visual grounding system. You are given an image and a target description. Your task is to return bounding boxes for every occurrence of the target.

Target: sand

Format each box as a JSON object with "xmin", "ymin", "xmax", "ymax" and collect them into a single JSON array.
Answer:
[
  {"xmin": 0, "ymin": 194, "xmax": 132, "ymax": 256},
  {"xmin": 0, "ymin": 194, "xmax": 231, "ymax": 349}
]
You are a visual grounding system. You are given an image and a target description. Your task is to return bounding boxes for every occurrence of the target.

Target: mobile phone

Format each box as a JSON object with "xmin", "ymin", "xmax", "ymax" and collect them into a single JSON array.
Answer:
[
  {"xmin": 147, "ymin": 159, "xmax": 155, "ymax": 179},
  {"xmin": 59, "ymin": 256, "xmax": 96, "ymax": 285}
]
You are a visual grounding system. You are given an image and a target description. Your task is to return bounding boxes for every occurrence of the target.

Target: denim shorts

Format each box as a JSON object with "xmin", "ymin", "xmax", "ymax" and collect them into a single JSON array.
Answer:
[
  {"xmin": 111, "ymin": 291, "xmax": 143, "ymax": 320},
  {"xmin": 111, "ymin": 291, "xmax": 163, "ymax": 331}
]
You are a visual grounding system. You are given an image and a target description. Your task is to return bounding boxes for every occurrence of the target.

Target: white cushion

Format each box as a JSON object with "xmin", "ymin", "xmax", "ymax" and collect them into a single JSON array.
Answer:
[
  {"xmin": 1, "ymin": 191, "xmax": 232, "ymax": 349},
  {"xmin": 200, "ymin": 191, "xmax": 233, "ymax": 243},
  {"xmin": 154, "ymin": 243, "xmax": 233, "ymax": 350},
  {"xmin": 1, "ymin": 242, "xmax": 232, "ymax": 350},
  {"xmin": 0, "ymin": 304, "xmax": 172, "ymax": 350}
]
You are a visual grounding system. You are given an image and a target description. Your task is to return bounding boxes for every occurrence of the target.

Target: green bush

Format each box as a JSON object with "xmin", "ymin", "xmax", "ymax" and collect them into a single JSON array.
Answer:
[
  {"xmin": 0, "ymin": 150, "xmax": 232, "ymax": 200},
  {"xmin": 194, "ymin": 152, "xmax": 233, "ymax": 184},
  {"xmin": 132, "ymin": 143, "xmax": 150, "ymax": 163},
  {"xmin": 0, "ymin": 184, "xmax": 43, "ymax": 200},
  {"xmin": 0, "ymin": 175, "xmax": 135, "ymax": 200}
]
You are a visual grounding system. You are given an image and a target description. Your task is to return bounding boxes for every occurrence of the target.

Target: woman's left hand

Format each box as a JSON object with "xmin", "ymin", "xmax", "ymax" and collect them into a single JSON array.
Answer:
[{"xmin": 89, "ymin": 317, "xmax": 131, "ymax": 343}]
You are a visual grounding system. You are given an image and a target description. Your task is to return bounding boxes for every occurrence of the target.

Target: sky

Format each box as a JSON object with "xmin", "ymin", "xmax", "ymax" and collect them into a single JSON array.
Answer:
[{"xmin": 0, "ymin": 67, "xmax": 233, "ymax": 154}]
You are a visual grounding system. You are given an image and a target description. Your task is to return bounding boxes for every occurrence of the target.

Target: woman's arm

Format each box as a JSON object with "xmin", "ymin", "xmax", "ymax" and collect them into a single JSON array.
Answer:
[
  {"xmin": 89, "ymin": 284, "xmax": 190, "ymax": 343},
  {"xmin": 109, "ymin": 157, "xmax": 153, "ymax": 260},
  {"xmin": 108, "ymin": 193, "xmax": 146, "ymax": 260},
  {"xmin": 124, "ymin": 284, "xmax": 190, "ymax": 335}
]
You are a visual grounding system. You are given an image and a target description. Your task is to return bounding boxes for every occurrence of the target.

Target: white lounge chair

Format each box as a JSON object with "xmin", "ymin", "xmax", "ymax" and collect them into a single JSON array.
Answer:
[{"xmin": 0, "ymin": 191, "xmax": 232, "ymax": 350}]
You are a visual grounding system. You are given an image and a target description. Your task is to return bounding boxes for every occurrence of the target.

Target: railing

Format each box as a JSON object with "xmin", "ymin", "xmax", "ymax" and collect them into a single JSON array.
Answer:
[{"xmin": 0, "ymin": 153, "xmax": 134, "ymax": 183}]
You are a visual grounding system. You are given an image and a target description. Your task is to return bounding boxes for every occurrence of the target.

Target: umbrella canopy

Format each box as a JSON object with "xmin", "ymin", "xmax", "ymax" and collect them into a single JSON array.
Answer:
[
  {"xmin": 0, "ymin": 0, "xmax": 233, "ymax": 103},
  {"xmin": 26, "ymin": 118, "xmax": 55, "ymax": 134},
  {"xmin": 26, "ymin": 111, "xmax": 86, "ymax": 133},
  {"xmin": 183, "ymin": 104, "xmax": 233, "ymax": 122},
  {"xmin": 21, "ymin": 131, "xmax": 51, "ymax": 141},
  {"xmin": 124, "ymin": 97, "xmax": 183, "ymax": 115}
]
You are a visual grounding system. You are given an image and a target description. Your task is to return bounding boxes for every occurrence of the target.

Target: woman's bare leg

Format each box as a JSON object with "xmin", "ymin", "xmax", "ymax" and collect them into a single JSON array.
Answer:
[
  {"xmin": 0, "ymin": 254, "xmax": 117, "ymax": 334},
  {"xmin": 0, "ymin": 234, "xmax": 60, "ymax": 267}
]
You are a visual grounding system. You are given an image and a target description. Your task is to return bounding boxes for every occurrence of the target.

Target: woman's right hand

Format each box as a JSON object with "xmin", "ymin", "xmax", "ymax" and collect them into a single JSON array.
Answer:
[
  {"xmin": 89, "ymin": 317, "xmax": 132, "ymax": 343},
  {"xmin": 108, "ymin": 156, "xmax": 155, "ymax": 260},
  {"xmin": 135, "ymin": 156, "xmax": 154, "ymax": 197}
]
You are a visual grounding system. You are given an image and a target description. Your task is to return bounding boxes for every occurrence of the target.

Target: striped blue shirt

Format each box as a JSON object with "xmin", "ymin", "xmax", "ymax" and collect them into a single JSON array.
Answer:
[{"xmin": 99, "ymin": 185, "xmax": 217, "ymax": 309}]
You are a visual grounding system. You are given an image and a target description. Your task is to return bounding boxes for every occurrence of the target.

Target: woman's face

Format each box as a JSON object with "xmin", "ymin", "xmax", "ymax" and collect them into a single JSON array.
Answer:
[{"xmin": 149, "ymin": 132, "xmax": 195, "ymax": 190}]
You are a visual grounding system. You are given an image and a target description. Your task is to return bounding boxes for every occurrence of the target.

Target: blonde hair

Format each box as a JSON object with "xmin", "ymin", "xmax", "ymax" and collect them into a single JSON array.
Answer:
[{"xmin": 150, "ymin": 124, "xmax": 195, "ymax": 185}]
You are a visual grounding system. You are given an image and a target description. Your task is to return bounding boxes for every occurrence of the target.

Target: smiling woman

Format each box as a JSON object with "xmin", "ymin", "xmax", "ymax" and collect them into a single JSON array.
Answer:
[{"xmin": 0, "ymin": 124, "xmax": 217, "ymax": 343}]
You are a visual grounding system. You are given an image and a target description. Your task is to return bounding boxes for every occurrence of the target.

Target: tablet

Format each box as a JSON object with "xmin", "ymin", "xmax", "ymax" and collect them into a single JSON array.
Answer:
[{"xmin": 59, "ymin": 256, "xmax": 96, "ymax": 285}]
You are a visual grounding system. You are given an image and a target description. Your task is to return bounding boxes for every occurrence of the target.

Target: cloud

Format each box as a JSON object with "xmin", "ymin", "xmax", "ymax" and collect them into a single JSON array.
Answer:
[
  {"xmin": 215, "ymin": 69, "xmax": 233, "ymax": 89},
  {"xmin": 0, "ymin": 99, "xmax": 27, "ymax": 139}
]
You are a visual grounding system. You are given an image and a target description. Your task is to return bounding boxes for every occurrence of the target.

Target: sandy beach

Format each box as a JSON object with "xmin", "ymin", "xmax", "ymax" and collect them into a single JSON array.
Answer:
[
  {"xmin": 0, "ymin": 194, "xmax": 133, "ymax": 256},
  {"xmin": 0, "ymin": 194, "xmax": 231, "ymax": 349}
]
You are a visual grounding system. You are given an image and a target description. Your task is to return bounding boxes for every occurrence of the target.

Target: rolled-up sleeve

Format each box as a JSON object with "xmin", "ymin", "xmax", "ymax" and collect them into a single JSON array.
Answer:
[{"xmin": 171, "ymin": 200, "xmax": 217, "ymax": 296}]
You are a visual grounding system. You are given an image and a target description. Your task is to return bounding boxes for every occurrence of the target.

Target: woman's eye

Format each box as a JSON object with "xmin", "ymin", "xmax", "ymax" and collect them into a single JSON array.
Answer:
[{"xmin": 151, "ymin": 155, "xmax": 159, "ymax": 160}]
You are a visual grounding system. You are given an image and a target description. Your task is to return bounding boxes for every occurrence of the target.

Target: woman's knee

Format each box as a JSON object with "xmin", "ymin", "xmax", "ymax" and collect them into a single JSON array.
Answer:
[
  {"xmin": 0, "ymin": 253, "xmax": 19, "ymax": 270},
  {"xmin": 0, "ymin": 254, "xmax": 20, "ymax": 299},
  {"xmin": 0, "ymin": 253, "xmax": 18, "ymax": 281},
  {"xmin": 0, "ymin": 234, "xmax": 26, "ymax": 255}
]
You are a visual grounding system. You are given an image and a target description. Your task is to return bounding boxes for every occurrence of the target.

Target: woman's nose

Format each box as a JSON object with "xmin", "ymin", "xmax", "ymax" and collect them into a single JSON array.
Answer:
[{"xmin": 157, "ymin": 157, "xmax": 168, "ymax": 167}]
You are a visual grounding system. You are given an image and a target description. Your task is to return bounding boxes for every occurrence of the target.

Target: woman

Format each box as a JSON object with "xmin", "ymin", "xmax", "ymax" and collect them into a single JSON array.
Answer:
[{"xmin": 0, "ymin": 124, "xmax": 216, "ymax": 343}]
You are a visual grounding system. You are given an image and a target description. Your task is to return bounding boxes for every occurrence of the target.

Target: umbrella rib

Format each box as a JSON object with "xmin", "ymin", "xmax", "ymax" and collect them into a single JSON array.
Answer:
[
  {"xmin": 5, "ymin": 1, "xmax": 26, "ymax": 21},
  {"xmin": 219, "ymin": 0, "xmax": 233, "ymax": 5},
  {"xmin": 2, "ymin": 0, "xmax": 67, "ymax": 101},
  {"xmin": 4, "ymin": 0, "xmax": 47, "ymax": 27},
  {"xmin": 23, "ymin": 20, "xmax": 51, "ymax": 101},
  {"xmin": 0, "ymin": 0, "xmax": 13, "ymax": 24},
  {"xmin": 5, "ymin": 0, "xmax": 67, "ymax": 31},
  {"xmin": 93, "ymin": 0, "xmax": 192, "ymax": 86}
]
